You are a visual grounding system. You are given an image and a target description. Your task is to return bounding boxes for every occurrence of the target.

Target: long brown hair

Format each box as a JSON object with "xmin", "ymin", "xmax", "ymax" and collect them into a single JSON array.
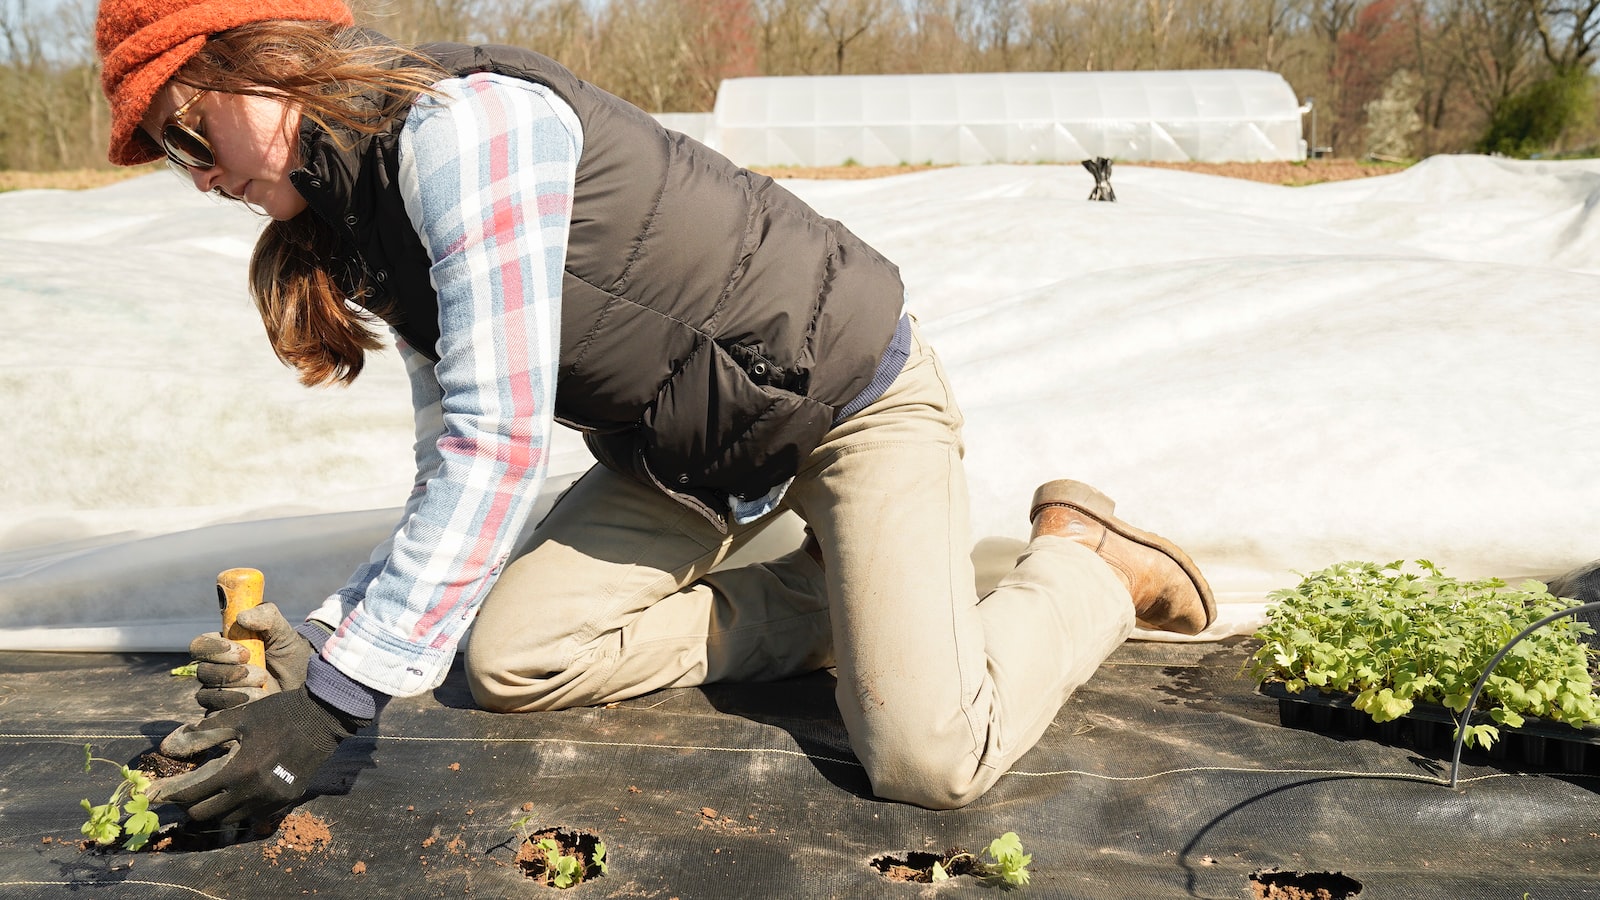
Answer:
[{"xmin": 176, "ymin": 20, "xmax": 444, "ymax": 386}]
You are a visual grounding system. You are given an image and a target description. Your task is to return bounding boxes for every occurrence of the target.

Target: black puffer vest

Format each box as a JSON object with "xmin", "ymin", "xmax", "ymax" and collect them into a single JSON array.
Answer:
[{"xmin": 289, "ymin": 39, "xmax": 905, "ymax": 530}]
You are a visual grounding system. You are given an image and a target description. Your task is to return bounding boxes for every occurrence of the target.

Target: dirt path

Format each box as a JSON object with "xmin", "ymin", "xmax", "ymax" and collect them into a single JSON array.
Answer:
[
  {"xmin": 0, "ymin": 158, "xmax": 1403, "ymax": 194},
  {"xmin": 0, "ymin": 166, "xmax": 164, "ymax": 192},
  {"xmin": 755, "ymin": 158, "xmax": 1406, "ymax": 186},
  {"xmin": 1130, "ymin": 158, "xmax": 1408, "ymax": 185}
]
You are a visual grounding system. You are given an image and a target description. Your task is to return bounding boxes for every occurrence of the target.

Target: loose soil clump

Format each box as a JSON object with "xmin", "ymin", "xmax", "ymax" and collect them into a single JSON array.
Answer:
[
  {"xmin": 871, "ymin": 848, "xmax": 982, "ymax": 883},
  {"xmin": 514, "ymin": 827, "xmax": 606, "ymax": 887},
  {"xmin": 135, "ymin": 750, "xmax": 197, "ymax": 778},
  {"xmin": 261, "ymin": 811, "xmax": 333, "ymax": 866},
  {"xmin": 144, "ymin": 826, "xmax": 220, "ymax": 853}
]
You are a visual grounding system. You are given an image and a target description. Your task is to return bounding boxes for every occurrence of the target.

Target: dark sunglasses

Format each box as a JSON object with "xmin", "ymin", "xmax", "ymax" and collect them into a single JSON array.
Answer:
[{"xmin": 161, "ymin": 90, "xmax": 214, "ymax": 170}]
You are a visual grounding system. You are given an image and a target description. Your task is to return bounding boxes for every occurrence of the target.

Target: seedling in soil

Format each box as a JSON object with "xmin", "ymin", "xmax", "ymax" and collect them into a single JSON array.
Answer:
[
  {"xmin": 983, "ymin": 832, "xmax": 1033, "ymax": 887},
  {"xmin": 876, "ymin": 831, "xmax": 1032, "ymax": 887},
  {"xmin": 79, "ymin": 744, "xmax": 162, "ymax": 851},
  {"xmin": 510, "ymin": 812, "xmax": 607, "ymax": 889}
]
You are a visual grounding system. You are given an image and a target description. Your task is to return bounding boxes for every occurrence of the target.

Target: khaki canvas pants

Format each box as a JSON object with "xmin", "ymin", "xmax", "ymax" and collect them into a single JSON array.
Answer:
[{"xmin": 467, "ymin": 321, "xmax": 1134, "ymax": 808}]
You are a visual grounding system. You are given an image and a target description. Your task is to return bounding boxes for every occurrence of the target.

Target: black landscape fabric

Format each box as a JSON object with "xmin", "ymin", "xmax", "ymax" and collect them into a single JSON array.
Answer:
[{"xmin": 1, "ymin": 638, "xmax": 1597, "ymax": 899}]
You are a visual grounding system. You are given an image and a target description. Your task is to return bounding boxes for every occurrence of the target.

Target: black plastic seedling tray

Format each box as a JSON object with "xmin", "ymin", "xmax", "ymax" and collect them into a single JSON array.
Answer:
[{"xmin": 1260, "ymin": 681, "xmax": 1600, "ymax": 775}]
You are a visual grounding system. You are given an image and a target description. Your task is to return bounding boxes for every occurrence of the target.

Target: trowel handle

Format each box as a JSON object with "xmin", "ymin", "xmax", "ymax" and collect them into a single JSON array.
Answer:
[{"xmin": 217, "ymin": 568, "xmax": 266, "ymax": 669}]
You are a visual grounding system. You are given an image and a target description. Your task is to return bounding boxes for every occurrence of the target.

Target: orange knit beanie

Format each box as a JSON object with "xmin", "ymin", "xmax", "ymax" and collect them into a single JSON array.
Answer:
[{"xmin": 97, "ymin": 0, "xmax": 355, "ymax": 166}]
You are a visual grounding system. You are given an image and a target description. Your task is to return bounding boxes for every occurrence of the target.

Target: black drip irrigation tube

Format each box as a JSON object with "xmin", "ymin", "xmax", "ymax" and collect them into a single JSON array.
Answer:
[{"xmin": 1448, "ymin": 600, "xmax": 1600, "ymax": 787}]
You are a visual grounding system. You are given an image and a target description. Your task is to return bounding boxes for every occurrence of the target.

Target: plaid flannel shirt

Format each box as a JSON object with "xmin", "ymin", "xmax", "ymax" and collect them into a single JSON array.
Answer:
[{"xmin": 308, "ymin": 73, "xmax": 579, "ymax": 698}]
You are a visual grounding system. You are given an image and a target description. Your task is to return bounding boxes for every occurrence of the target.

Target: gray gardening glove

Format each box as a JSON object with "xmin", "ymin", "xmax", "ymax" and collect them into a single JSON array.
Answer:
[
  {"xmin": 150, "ymin": 686, "xmax": 366, "ymax": 823},
  {"xmin": 188, "ymin": 603, "xmax": 317, "ymax": 712}
]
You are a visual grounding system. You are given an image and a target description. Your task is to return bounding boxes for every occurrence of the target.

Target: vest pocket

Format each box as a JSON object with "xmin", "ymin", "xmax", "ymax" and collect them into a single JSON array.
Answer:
[
  {"xmin": 642, "ymin": 336, "xmax": 832, "ymax": 499},
  {"xmin": 717, "ymin": 339, "xmax": 810, "ymax": 395}
]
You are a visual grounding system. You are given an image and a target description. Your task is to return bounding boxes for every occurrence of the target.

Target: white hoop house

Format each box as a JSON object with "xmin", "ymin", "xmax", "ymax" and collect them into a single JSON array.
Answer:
[{"xmin": 709, "ymin": 70, "xmax": 1306, "ymax": 166}]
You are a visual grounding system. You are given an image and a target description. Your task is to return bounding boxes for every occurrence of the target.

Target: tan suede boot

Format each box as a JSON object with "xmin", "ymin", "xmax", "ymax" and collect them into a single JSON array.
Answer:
[{"xmin": 1029, "ymin": 480, "xmax": 1216, "ymax": 635}]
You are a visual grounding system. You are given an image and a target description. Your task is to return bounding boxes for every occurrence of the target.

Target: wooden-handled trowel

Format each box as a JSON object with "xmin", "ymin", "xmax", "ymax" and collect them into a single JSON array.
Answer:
[{"xmin": 216, "ymin": 567, "xmax": 266, "ymax": 668}]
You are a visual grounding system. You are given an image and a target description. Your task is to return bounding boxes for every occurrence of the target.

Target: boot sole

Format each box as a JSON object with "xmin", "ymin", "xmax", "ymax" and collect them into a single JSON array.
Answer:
[{"xmin": 1030, "ymin": 480, "xmax": 1217, "ymax": 633}]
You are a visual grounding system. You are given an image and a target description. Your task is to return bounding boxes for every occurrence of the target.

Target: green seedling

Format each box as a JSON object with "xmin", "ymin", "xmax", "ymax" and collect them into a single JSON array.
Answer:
[
  {"xmin": 535, "ymin": 838, "xmax": 577, "ymax": 888},
  {"xmin": 79, "ymin": 744, "xmax": 161, "ymax": 851},
  {"xmin": 923, "ymin": 832, "xmax": 1032, "ymax": 887},
  {"xmin": 1248, "ymin": 560, "xmax": 1600, "ymax": 749},
  {"xmin": 984, "ymin": 831, "xmax": 1032, "ymax": 886},
  {"xmin": 510, "ymin": 812, "xmax": 607, "ymax": 889}
]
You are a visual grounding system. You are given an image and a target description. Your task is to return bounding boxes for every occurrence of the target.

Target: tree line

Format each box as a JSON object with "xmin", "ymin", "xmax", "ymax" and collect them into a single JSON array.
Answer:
[{"xmin": 3, "ymin": 0, "xmax": 1599, "ymax": 171}]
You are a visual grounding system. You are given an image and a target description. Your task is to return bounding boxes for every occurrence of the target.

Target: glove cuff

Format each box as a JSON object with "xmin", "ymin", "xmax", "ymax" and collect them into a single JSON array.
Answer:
[
  {"xmin": 295, "ymin": 620, "xmax": 335, "ymax": 652},
  {"xmin": 305, "ymin": 652, "xmax": 389, "ymax": 725}
]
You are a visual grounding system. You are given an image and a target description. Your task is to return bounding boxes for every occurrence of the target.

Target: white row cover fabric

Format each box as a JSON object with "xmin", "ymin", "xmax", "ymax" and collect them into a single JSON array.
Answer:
[
  {"xmin": 4, "ymin": 156, "xmax": 1597, "ymax": 652},
  {"xmin": 711, "ymin": 70, "xmax": 1306, "ymax": 166}
]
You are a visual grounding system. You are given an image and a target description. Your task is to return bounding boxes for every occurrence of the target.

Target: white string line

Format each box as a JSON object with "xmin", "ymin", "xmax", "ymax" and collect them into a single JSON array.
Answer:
[
  {"xmin": 9, "ymin": 731, "xmax": 1591, "ymax": 786},
  {"xmin": 376, "ymin": 734, "xmax": 865, "ymax": 767},
  {"xmin": 0, "ymin": 731, "xmax": 863, "ymax": 768},
  {"xmin": 0, "ymin": 734, "xmax": 149, "ymax": 740},
  {"xmin": 0, "ymin": 880, "xmax": 229, "ymax": 900}
]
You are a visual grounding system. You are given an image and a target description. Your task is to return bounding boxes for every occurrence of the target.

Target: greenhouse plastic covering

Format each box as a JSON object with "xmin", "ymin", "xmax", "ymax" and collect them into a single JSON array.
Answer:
[
  {"xmin": 711, "ymin": 69, "xmax": 1307, "ymax": 166},
  {"xmin": 651, "ymin": 111, "xmax": 714, "ymax": 146}
]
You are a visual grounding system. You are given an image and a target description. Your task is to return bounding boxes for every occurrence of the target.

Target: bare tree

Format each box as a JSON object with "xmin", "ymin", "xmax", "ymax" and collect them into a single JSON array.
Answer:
[
  {"xmin": 0, "ymin": 0, "xmax": 1568, "ymax": 172},
  {"xmin": 972, "ymin": 0, "xmax": 1024, "ymax": 68},
  {"xmin": 0, "ymin": 0, "xmax": 105, "ymax": 170},
  {"xmin": 589, "ymin": 0, "xmax": 696, "ymax": 111},
  {"xmin": 1300, "ymin": 0, "xmax": 1376, "ymax": 152},
  {"xmin": 901, "ymin": 0, "xmax": 971, "ymax": 71},
  {"xmin": 1439, "ymin": 0, "xmax": 1539, "ymax": 117},
  {"xmin": 476, "ymin": 0, "xmax": 598, "ymax": 70},
  {"xmin": 1523, "ymin": 0, "xmax": 1600, "ymax": 74},
  {"xmin": 1242, "ymin": 0, "xmax": 1304, "ymax": 70},
  {"xmin": 357, "ymin": 0, "xmax": 479, "ymax": 43},
  {"xmin": 1182, "ymin": 0, "xmax": 1242, "ymax": 66},
  {"xmin": 1397, "ymin": 0, "xmax": 1470, "ymax": 155},
  {"xmin": 1306, "ymin": 0, "xmax": 1365, "ymax": 39},
  {"xmin": 1143, "ymin": 0, "xmax": 1179, "ymax": 66},
  {"xmin": 813, "ymin": 0, "xmax": 892, "ymax": 73},
  {"xmin": 755, "ymin": 0, "xmax": 827, "ymax": 74}
]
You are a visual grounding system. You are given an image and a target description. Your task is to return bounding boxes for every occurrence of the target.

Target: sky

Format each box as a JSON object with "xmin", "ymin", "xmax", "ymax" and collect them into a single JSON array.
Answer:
[{"xmin": 3, "ymin": 157, "xmax": 1598, "ymax": 650}]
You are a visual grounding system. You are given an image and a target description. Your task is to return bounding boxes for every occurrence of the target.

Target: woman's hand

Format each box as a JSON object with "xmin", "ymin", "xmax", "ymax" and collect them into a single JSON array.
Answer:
[
  {"xmin": 149, "ymin": 686, "xmax": 365, "ymax": 823},
  {"xmin": 187, "ymin": 603, "xmax": 314, "ymax": 712}
]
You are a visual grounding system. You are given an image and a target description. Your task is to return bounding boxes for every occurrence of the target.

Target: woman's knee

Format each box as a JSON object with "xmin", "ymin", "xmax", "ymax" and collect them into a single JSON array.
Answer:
[
  {"xmin": 859, "ymin": 743, "xmax": 995, "ymax": 810},
  {"xmin": 463, "ymin": 637, "xmax": 582, "ymax": 713}
]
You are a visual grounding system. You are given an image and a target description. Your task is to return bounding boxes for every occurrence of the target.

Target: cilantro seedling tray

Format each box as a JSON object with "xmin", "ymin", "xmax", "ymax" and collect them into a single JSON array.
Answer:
[{"xmin": 1259, "ymin": 681, "xmax": 1600, "ymax": 774}]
